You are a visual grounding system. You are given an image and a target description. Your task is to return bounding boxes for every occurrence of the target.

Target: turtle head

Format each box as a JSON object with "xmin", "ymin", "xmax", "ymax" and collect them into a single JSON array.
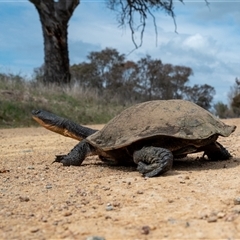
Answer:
[
  {"xmin": 32, "ymin": 109, "xmax": 97, "ymax": 141},
  {"xmin": 32, "ymin": 109, "xmax": 68, "ymax": 136}
]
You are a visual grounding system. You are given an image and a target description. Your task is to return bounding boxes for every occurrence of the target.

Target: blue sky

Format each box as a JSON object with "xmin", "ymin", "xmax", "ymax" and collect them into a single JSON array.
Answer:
[{"xmin": 0, "ymin": 0, "xmax": 239, "ymax": 105}]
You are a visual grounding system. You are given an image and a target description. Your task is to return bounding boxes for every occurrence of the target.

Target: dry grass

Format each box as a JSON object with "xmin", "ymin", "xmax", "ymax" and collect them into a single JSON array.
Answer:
[{"xmin": 0, "ymin": 74, "xmax": 129, "ymax": 128}]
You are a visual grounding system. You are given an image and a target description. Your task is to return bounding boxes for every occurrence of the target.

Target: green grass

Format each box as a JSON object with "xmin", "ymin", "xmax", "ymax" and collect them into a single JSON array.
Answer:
[{"xmin": 0, "ymin": 74, "xmax": 129, "ymax": 128}]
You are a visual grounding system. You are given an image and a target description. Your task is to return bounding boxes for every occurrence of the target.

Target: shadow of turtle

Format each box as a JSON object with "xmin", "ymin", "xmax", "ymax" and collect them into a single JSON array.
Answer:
[
  {"xmin": 172, "ymin": 156, "xmax": 240, "ymax": 172},
  {"xmin": 83, "ymin": 155, "xmax": 240, "ymax": 176}
]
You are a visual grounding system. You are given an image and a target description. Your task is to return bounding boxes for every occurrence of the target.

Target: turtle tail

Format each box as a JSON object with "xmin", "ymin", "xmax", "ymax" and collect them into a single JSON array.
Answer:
[{"xmin": 32, "ymin": 110, "xmax": 97, "ymax": 141}]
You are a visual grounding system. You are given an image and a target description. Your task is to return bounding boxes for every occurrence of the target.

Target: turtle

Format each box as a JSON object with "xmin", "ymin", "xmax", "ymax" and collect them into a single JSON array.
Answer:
[{"xmin": 32, "ymin": 99, "xmax": 236, "ymax": 177}]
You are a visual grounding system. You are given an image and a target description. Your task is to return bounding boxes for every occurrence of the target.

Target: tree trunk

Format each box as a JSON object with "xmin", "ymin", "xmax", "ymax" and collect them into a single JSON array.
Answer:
[{"xmin": 29, "ymin": 0, "xmax": 79, "ymax": 84}]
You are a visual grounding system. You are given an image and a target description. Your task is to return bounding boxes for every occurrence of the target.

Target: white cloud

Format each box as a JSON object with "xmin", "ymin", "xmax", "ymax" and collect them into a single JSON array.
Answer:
[{"xmin": 183, "ymin": 34, "xmax": 210, "ymax": 50}]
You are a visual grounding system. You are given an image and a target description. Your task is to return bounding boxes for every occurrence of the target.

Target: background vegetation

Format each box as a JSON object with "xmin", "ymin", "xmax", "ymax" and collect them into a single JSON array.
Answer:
[
  {"xmin": 0, "ymin": 73, "xmax": 127, "ymax": 128},
  {"xmin": 0, "ymin": 48, "xmax": 239, "ymax": 128}
]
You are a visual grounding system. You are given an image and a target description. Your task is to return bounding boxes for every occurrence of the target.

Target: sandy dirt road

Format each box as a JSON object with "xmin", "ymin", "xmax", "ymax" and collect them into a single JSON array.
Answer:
[{"xmin": 1, "ymin": 119, "xmax": 240, "ymax": 239}]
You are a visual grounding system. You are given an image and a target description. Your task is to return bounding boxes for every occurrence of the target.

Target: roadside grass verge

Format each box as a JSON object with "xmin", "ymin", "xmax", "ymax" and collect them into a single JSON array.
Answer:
[{"xmin": 0, "ymin": 74, "xmax": 128, "ymax": 128}]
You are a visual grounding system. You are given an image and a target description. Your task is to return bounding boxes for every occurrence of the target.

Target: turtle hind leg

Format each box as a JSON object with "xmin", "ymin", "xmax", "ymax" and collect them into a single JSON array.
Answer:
[
  {"xmin": 53, "ymin": 139, "xmax": 96, "ymax": 166},
  {"xmin": 133, "ymin": 147, "xmax": 173, "ymax": 177},
  {"xmin": 203, "ymin": 141, "xmax": 232, "ymax": 161}
]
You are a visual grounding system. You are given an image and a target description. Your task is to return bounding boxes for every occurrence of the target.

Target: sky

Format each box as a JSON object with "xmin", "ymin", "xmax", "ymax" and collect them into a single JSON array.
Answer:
[{"xmin": 0, "ymin": 0, "xmax": 239, "ymax": 105}]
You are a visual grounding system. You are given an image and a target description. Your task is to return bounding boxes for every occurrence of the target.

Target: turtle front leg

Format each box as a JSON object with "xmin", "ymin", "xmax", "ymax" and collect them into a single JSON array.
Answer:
[
  {"xmin": 53, "ymin": 140, "xmax": 96, "ymax": 166},
  {"xmin": 133, "ymin": 147, "xmax": 173, "ymax": 177}
]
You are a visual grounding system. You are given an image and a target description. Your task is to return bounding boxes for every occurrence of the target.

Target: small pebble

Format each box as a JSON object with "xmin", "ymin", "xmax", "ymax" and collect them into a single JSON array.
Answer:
[
  {"xmin": 106, "ymin": 203, "xmax": 113, "ymax": 211},
  {"xmin": 86, "ymin": 236, "xmax": 105, "ymax": 240},
  {"xmin": 46, "ymin": 184, "xmax": 52, "ymax": 189},
  {"xmin": 225, "ymin": 214, "xmax": 236, "ymax": 222},
  {"xmin": 137, "ymin": 190, "xmax": 143, "ymax": 194},
  {"xmin": 141, "ymin": 225, "xmax": 150, "ymax": 235},
  {"xmin": 217, "ymin": 212, "xmax": 225, "ymax": 218},
  {"xmin": 112, "ymin": 202, "xmax": 120, "ymax": 207},
  {"xmin": 185, "ymin": 222, "xmax": 190, "ymax": 227},
  {"xmin": 63, "ymin": 212, "xmax": 72, "ymax": 217},
  {"xmin": 106, "ymin": 206, "xmax": 113, "ymax": 211},
  {"xmin": 234, "ymin": 197, "xmax": 240, "ymax": 205},
  {"xmin": 233, "ymin": 207, "xmax": 240, "ymax": 214},
  {"xmin": 30, "ymin": 228, "xmax": 39, "ymax": 233},
  {"xmin": 0, "ymin": 168, "xmax": 10, "ymax": 173},
  {"xmin": 19, "ymin": 196, "xmax": 30, "ymax": 202},
  {"xmin": 168, "ymin": 218, "xmax": 176, "ymax": 224},
  {"xmin": 41, "ymin": 218, "xmax": 48, "ymax": 223},
  {"xmin": 27, "ymin": 166, "xmax": 35, "ymax": 170},
  {"xmin": 23, "ymin": 150, "xmax": 32, "ymax": 153},
  {"xmin": 207, "ymin": 216, "xmax": 217, "ymax": 223}
]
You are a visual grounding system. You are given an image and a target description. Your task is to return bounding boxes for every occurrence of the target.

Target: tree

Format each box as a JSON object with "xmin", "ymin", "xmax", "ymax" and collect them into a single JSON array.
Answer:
[
  {"xmin": 33, "ymin": 64, "xmax": 44, "ymax": 83},
  {"xmin": 136, "ymin": 55, "xmax": 192, "ymax": 100},
  {"xmin": 70, "ymin": 48, "xmax": 216, "ymax": 109},
  {"xmin": 71, "ymin": 62, "xmax": 103, "ymax": 89},
  {"xmin": 229, "ymin": 78, "xmax": 240, "ymax": 116},
  {"xmin": 184, "ymin": 84, "xmax": 215, "ymax": 110},
  {"xmin": 31, "ymin": 0, "xmax": 208, "ymax": 84},
  {"xmin": 71, "ymin": 48, "xmax": 140, "ymax": 103},
  {"xmin": 214, "ymin": 102, "xmax": 230, "ymax": 118},
  {"xmin": 136, "ymin": 55, "xmax": 160, "ymax": 100},
  {"xmin": 71, "ymin": 48, "xmax": 126, "ymax": 91},
  {"xmin": 29, "ymin": 0, "xmax": 79, "ymax": 84},
  {"xmin": 87, "ymin": 48, "xmax": 125, "ymax": 90}
]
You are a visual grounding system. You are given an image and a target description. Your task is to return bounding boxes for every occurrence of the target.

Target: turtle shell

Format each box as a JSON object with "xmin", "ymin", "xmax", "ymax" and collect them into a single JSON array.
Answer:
[{"xmin": 87, "ymin": 100, "xmax": 236, "ymax": 151}]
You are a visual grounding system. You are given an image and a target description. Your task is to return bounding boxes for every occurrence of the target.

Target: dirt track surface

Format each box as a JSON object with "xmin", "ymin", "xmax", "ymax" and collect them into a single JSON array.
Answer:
[{"xmin": 1, "ymin": 119, "xmax": 240, "ymax": 239}]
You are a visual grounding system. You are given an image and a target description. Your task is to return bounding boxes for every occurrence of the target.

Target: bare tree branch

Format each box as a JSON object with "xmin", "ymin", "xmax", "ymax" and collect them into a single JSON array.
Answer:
[{"xmin": 108, "ymin": 0, "xmax": 209, "ymax": 49}]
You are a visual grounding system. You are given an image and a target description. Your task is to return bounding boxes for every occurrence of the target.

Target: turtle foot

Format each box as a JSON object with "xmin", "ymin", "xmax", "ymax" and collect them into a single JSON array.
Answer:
[
  {"xmin": 133, "ymin": 147, "xmax": 173, "ymax": 177},
  {"xmin": 204, "ymin": 142, "xmax": 232, "ymax": 161},
  {"xmin": 52, "ymin": 140, "xmax": 94, "ymax": 166},
  {"xmin": 52, "ymin": 155, "xmax": 81, "ymax": 166}
]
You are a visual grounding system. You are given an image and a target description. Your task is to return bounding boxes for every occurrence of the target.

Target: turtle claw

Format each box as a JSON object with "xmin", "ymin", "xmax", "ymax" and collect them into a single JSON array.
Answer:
[
  {"xmin": 52, "ymin": 155, "xmax": 71, "ymax": 166},
  {"xmin": 54, "ymin": 155, "xmax": 65, "ymax": 162},
  {"xmin": 137, "ymin": 161, "xmax": 147, "ymax": 173},
  {"xmin": 137, "ymin": 160, "xmax": 171, "ymax": 178},
  {"xmin": 137, "ymin": 161, "xmax": 164, "ymax": 178}
]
